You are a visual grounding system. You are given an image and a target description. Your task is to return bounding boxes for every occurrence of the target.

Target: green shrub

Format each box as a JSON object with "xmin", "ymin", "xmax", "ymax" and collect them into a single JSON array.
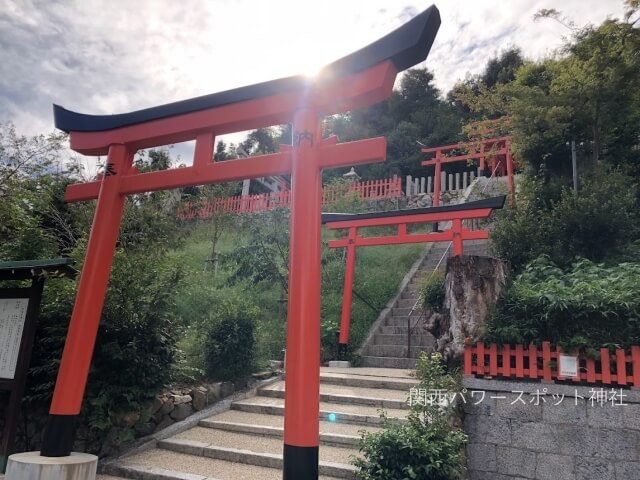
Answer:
[
  {"xmin": 353, "ymin": 352, "xmax": 468, "ymax": 480},
  {"xmin": 204, "ymin": 297, "xmax": 259, "ymax": 380},
  {"xmin": 25, "ymin": 250, "xmax": 185, "ymax": 452},
  {"xmin": 418, "ymin": 271, "xmax": 445, "ymax": 312},
  {"xmin": 490, "ymin": 168, "xmax": 640, "ymax": 273},
  {"xmin": 484, "ymin": 255, "xmax": 640, "ymax": 352}
]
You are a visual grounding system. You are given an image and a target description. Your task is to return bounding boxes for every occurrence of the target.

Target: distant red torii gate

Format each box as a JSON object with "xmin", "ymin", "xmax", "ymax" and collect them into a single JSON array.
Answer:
[
  {"xmin": 322, "ymin": 196, "xmax": 505, "ymax": 355},
  {"xmin": 41, "ymin": 6, "xmax": 441, "ymax": 479},
  {"xmin": 422, "ymin": 136, "xmax": 516, "ymax": 206}
]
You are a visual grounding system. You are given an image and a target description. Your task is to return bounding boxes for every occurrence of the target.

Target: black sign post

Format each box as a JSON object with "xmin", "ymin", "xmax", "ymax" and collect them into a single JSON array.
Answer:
[{"xmin": 0, "ymin": 259, "xmax": 75, "ymax": 472}]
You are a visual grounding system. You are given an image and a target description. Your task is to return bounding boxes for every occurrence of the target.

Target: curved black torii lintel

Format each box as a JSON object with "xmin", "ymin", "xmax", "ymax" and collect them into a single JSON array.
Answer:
[
  {"xmin": 321, "ymin": 195, "xmax": 507, "ymax": 224},
  {"xmin": 53, "ymin": 5, "xmax": 440, "ymax": 133}
]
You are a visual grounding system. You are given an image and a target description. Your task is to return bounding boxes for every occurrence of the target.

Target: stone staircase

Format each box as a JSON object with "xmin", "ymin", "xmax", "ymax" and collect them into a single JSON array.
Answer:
[
  {"xmin": 359, "ymin": 239, "xmax": 489, "ymax": 369},
  {"xmin": 98, "ymin": 367, "xmax": 416, "ymax": 480}
]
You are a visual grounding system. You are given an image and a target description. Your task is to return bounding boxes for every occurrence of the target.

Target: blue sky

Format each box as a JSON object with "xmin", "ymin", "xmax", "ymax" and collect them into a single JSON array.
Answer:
[{"xmin": 0, "ymin": 0, "xmax": 625, "ymax": 171}]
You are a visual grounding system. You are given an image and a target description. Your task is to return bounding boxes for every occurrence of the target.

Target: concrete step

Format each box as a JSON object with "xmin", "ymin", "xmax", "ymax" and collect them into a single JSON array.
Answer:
[
  {"xmin": 365, "ymin": 344, "xmax": 433, "ymax": 359},
  {"xmin": 395, "ymin": 298, "xmax": 421, "ymax": 308},
  {"xmin": 158, "ymin": 432, "xmax": 357, "ymax": 478},
  {"xmin": 197, "ymin": 420, "xmax": 365, "ymax": 448},
  {"xmin": 401, "ymin": 290, "xmax": 420, "ymax": 299},
  {"xmin": 391, "ymin": 307, "xmax": 418, "ymax": 317},
  {"xmin": 199, "ymin": 409, "xmax": 382, "ymax": 446},
  {"xmin": 360, "ymin": 356, "xmax": 418, "ymax": 369},
  {"xmin": 231, "ymin": 396, "xmax": 408, "ymax": 425},
  {"xmin": 319, "ymin": 370, "xmax": 416, "ymax": 391},
  {"xmin": 259, "ymin": 381, "xmax": 408, "ymax": 410},
  {"xmin": 374, "ymin": 333, "xmax": 434, "ymax": 346},
  {"xmin": 386, "ymin": 315, "xmax": 426, "ymax": 327},
  {"xmin": 378, "ymin": 325, "xmax": 409, "ymax": 335},
  {"xmin": 106, "ymin": 448, "xmax": 344, "ymax": 480}
]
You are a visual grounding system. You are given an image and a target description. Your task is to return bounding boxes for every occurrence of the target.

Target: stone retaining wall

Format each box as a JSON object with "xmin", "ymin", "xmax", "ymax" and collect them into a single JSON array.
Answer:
[{"xmin": 462, "ymin": 377, "xmax": 640, "ymax": 480}]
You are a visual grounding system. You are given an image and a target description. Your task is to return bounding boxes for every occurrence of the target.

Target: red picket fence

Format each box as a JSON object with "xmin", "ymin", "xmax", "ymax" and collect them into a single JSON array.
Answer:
[
  {"xmin": 177, "ymin": 177, "xmax": 402, "ymax": 219},
  {"xmin": 464, "ymin": 342, "xmax": 640, "ymax": 388}
]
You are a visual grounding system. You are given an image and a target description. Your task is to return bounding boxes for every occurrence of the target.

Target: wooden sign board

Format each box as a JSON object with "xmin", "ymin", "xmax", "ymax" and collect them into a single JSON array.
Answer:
[{"xmin": 0, "ymin": 298, "xmax": 30, "ymax": 380}]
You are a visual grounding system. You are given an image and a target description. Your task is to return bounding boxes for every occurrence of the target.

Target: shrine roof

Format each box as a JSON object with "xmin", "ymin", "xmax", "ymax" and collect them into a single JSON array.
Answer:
[
  {"xmin": 0, "ymin": 258, "xmax": 77, "ymax": 281},
  {"xmin": 321, "ymin": 195, "xmax": 506, "ymax": 224},
  {"xmin": 53, "ymin": 5, "xmax": 440, "ymax": 133}
]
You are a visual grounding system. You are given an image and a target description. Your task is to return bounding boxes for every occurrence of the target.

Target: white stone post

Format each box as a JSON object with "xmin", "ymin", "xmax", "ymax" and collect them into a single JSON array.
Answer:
[
  {"xmin": 6, "ymin": 452, "xmax": 98, "ymax": 480},
  {"xmin": 427, "ymin": 176, "xmax": 433, "ymax": 194},
  {"xmin": 455, "ymin": 173, "xmax": 460, "ymax": 191},
  {"xmin": 406, "ymin": 175, "xmax": 412, "ymax": 196},
  {"xmin": 420, "ymin": 177, "xmax": 426, "ymax": 194}
]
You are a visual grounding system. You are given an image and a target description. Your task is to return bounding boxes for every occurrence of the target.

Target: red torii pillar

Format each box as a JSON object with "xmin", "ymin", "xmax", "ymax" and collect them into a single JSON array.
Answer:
[
  {"xmin": 40, "ymin": 6, "xmax": 442, "ymax": 479},
  {"xmin": 323, "ymin": 196, "xmax": 505, "ymax": 351}
]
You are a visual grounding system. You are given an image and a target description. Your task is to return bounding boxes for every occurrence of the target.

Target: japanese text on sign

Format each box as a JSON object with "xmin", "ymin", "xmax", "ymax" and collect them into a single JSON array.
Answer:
[{"xmin": 0, "ymin": 298, "xmax": 29, "ymax": 380}]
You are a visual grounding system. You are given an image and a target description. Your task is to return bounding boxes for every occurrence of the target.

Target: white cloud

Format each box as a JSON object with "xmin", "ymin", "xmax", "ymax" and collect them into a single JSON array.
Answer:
[{"xmin": 0, "ymin": 0, "xmax": 626, "ymax": 167}]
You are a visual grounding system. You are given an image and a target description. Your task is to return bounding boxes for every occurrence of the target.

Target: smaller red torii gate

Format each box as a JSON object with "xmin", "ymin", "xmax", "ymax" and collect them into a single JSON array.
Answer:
[
  {"xmin": 422, "ymin": 137, "xmax": 515, "ymax": 207},
  {"xmin": 322, "ymin": 196, "xmax": 505, "ymax": 355}
]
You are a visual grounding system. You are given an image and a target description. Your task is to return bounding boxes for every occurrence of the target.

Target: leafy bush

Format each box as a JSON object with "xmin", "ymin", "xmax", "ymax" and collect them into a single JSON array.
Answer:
[
  {"xmin": 204, "ymin": 296, "xmax": 259, "ymax": 380},
  {"xmin": 484, "ymin": 255, "xmax": 640, "ymax": 352},
  {"xmin": 491, "ymin": 168, "xmax": 640, "ymax": 273},
  {"xmin": 353, "ymin": 353, "xmax": 468, "ymax": 480},
  {"xmin": 418, "ymin": 271, "xmax": 445, "ymax": 312},
  {"xmin": 323, "ymin": 177, "xmax": 370, "ymax": 213},
  {"xmin": 25, "ymin": 250, "xmax": 185, "ymax": 452}
]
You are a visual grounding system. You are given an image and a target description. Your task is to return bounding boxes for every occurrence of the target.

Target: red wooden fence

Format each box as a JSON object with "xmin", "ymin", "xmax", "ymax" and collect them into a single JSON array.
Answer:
[
  {"xmin": 464, "ymin": 342, "xmax": 640, "ymax": 388},
  {"xmin": 176, "ymin": 177, "xmax": 402, "ymax": 219}
]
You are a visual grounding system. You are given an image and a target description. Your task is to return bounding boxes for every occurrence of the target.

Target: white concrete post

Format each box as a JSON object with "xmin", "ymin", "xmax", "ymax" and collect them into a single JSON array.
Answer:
[
  {"xmin": 406, "ymin": 175, "xmax": 412, "ymax": 196},
  {"xmin": 420, "ymin": 177, "xmax": 426, "ymax": 194},
  {"xmin": 6, "ymin": 452, "xmax": 98, "ymax": 480},
  {"xmin": 455, "ymin": 173, "xmax": 460, "ymax": 191},
  {"xmin": 241, "ymin": 178, "xmax": 250, "ymax": 196},
  {"xmin": 427, "ymin": 176, "xmax": 432, "ymax": 194},
  {"xmin": 440, "ymin": 172, "xmax": 446, "ymax": 192},
  {"xmin": 414, "ymin": 178, "xmax": 419, "ymax": 195},
  {"xmin": 470, "ymin": 171, "xmax": 475, "ymax": 183},
  {"xmin": 463, "ymin": 172, "xmax": 468, "ymax": 190},
  {"xmin": 448, "ymin": 174, "xmax": 453, "ymax": 192}
]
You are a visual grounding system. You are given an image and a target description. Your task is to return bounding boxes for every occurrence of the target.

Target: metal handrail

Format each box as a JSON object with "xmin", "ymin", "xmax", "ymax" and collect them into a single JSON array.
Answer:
[{"xmin": 405, "ymin": 161, "xmax": 502, "ymax": 358}]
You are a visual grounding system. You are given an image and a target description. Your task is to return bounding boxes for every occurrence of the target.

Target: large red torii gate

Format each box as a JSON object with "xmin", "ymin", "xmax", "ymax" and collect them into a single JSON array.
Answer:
[
  {"xmin": 41, "ymin": 6, "xmax": 441, "ymax": 479},
  {"xmin": 322, "ymin": 196, "xmax": 505, "ymax": 355}
]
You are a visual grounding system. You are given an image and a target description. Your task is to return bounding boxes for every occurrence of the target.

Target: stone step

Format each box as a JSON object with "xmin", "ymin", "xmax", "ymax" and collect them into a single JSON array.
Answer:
[
  {"xmin": 386, "ymin": 315, "xmax": 426, "ymax": 326},
  {"xmin": 365, "ymin": 344, "xmax": 433, "ymax": 359},
  {"xmin": 231, "ymin": 396, "xmax": 408, "ymax": 425},
  {"xmin": 158, "ymin": 432, "xmax": 357, "ymax": 478},
  {"xmin": 378, "ymin": 325, "xmax": 410, "ymax": 335},
  {"xmin": 259, "ymin": 381, "xmax": 408, "ymax": 410},
  {"xmin": 106, "ymin": 448, "xmax": 344, "ymax": 480},
  {"xmin": 374, "ymin": 333, "xmax": 434, "ymax": 346},
  {"xmin": 199, "ymin": 409, "xmax": 382, "ymax": 446},
  {"xmin": 319, "ymin": 370, "xmax": 416, "ymax": 391},
  {"xmin": 198, "ymin": 420, "xmax": 359, "ymax": 447},
  {"xmin": 391, "ymin": 307, "xmax": 419, "ymax": 317},
  {"xmin": 360, "ymin": 356, "xmax": 418, "ymax": 369},
  {"xmin": 395, "ymin": 298, "xmax": 421, "ymax": 308},
  {"xmin": 401, "ymin": 290, "xmax": 420, "ymax": 300}
]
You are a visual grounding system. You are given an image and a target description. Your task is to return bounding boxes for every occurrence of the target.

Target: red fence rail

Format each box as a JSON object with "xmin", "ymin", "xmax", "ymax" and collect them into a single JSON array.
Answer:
[
  {"xmin": 177, "ymin": 177, "xmax": 402, "ymax": 219},
  {"xmin": 464, "ymin": 342, "xmax": 640, "ymax": 388}
]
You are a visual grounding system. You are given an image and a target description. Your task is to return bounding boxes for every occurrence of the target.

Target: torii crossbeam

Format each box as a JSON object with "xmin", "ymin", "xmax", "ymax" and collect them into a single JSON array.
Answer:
[
  {"xmin": 42, "ymin": 6, "xmax": 441, "ymax": 479},
  {"xmin": 322, "ymin": 196, "xmax": 505, "ymax": 355}
]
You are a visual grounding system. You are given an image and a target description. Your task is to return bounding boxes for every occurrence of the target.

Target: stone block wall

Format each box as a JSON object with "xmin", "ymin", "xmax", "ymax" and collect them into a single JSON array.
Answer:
[{"xmin": 463, "ymin": 377, "xmax": 640, "ymax": 480}]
